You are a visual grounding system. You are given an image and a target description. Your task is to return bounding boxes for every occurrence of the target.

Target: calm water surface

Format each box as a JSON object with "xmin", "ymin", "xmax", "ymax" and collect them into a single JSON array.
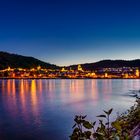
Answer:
[{"xmin": 0, "ymin": 79, "xmax": 139, "ymax": 140}]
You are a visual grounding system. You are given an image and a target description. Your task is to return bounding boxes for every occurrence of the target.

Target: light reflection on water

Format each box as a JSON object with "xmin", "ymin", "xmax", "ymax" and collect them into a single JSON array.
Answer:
[{"xmin": 0, "ymin": 79, "xmax": 139, "ymax": 140}]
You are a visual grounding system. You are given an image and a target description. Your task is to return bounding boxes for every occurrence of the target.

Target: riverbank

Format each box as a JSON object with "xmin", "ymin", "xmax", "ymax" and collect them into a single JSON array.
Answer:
[
  {"xmin": 116, "ymin": 98, "xmax": 140, "ymax": 139},
  {"xmin": 0, "ymin": 77, "xmax": 140, "ymax": 79},
  {"xmin": 70, "ymin": 98, "xmax": 140, "ymax": 140}
]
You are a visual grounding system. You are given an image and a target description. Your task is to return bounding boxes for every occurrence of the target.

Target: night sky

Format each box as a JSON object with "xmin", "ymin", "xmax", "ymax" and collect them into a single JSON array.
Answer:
[{"xmin": 0, "ymin": 0, "xmax": 140, "ymax": 66}]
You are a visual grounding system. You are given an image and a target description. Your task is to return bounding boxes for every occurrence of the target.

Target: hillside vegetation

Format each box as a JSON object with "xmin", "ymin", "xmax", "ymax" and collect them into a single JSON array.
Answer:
[{"xmin": 0, "ymin": 52, "xmax": 59, "ymax": 70}]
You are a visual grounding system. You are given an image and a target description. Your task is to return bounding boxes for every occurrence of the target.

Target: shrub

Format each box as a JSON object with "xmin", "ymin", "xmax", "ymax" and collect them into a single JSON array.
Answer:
[{"xmin": 70, "ymin": 99, "xmax": 140, "ymax": 140}]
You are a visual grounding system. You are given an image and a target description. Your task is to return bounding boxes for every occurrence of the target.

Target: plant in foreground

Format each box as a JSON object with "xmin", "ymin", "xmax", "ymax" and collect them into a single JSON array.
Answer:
[{"xmin": 70, "ymin": 100, "xmax": 140, "ymax": 140}]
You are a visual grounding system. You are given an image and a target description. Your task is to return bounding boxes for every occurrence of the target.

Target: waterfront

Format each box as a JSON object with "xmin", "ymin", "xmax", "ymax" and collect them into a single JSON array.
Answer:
[
  {"xmin": 0, "ymin": 79, "xmax": 138, "ymax": 140},
  {"xmin": 0, "ymin": 64, "xmax": 140, "ymax": 79}
]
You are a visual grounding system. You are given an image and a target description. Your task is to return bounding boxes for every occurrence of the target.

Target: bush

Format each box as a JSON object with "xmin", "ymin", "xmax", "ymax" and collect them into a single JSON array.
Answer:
[{"xmin": 70, "ymin": 99, "xmax": 140, "ymax": 140}]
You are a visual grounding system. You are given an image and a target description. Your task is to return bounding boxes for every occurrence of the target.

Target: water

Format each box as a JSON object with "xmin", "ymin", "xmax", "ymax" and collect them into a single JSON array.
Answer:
[{"xmin": 0, "ymin": 79, "xmax": 139, "ymax": 140}]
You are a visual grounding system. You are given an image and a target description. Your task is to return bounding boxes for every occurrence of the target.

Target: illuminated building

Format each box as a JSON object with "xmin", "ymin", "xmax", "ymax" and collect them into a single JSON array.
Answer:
[
  {"xmin": 124, "ymin": 73, "xmax": 128, "ymax": 78},
  {"xmin": 105, "ymin": 72, "xmax": 108, "ymax": 78},
  {"xmin": 135, "ymin": 68, "xmax": 139, "ymax": 77},
  {"xmin": 78, "ymin": 65, "xmax": 83, "ymax": 71},
  {"xmin": 0, "ymin": 65, "xmax": 140, "ymax": 79},
  {"xmin": 91, "ymin": 72, "xmax": 96, "ymax": 77},
  {"xmin": 7, "ymin": 66, "xmax": 11, "ymax": 71},
  {"xmin": 37, "ymin": 65, "xmax": 41, "ymax": 70},
  {"xmin": 61, "ymin": 67, "xmax": 66, "ymax": 72}
]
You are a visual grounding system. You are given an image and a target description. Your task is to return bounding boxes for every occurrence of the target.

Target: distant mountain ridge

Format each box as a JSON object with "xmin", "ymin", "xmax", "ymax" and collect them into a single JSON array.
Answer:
[
  {"xmin": 0, "ymin": 51, "xmax": 140, "ymax": 71},
  {"xmin": 67, "ymin": 59, "xmax": 140, "ymax": 71},
  {"xmin": 0, "ymin": 51, "xmax": 59, "ymax": 70}
]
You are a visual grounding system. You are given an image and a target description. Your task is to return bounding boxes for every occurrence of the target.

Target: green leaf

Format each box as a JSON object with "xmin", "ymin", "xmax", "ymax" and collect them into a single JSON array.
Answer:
[
  {"xmin": 111, "ymin": 121, "xmax": 121, "ymax": 131},
  {"xmin": 99, "ymin": 120, "xmax": 103, "ymax": 124},
  {"xmin": 83, "ymin": 121, "xmax": 93, "ymax": 129},
  {"xmin": 97, "ymin": 115, "xmax": 106, "ymax": 118},
  {"xmin": 82, "ymin": 115, "xmax": 87, "ymax": 119},
  {"xmin": 104, "ymin": 108, "xmax": 113, "ymax": 115},
  {"xmin": 93, "ymin": 132, "xmax": 104, "ymax": 139},
  {"xmin": 108, "ymin": 108, "xmax": 113, "ymax": 115},
  {"xmin": 73, "ymin": 127, "xmax": 79, "ymax": 133},
  {"xmin": 85, "ymin": 131, "xmax": 91, "ymax": 139},
  {"xmin": 105, "ymin": 122, "xmax": 109, "ymax": 125},
  {"xmin": 93, "ymin": 121, "xmax": 96, "ymax": 126},
  {"xmin": 72, "ymin": 123, "xmax": 76, "ymax": 128},
  {"xmin": 75, "ymin": 119, "xmax": 81, "ymax": 124},
  {"xmin": 104, "ymin": 110, "xmax": 109, "ymax": 115},
  {"xmin": 101, "ymin": 123, "xmax": 105, "ymax": 129},
  {"xmin": 69, "ymin": 134, "xmax": 78, "ymax": 140}
]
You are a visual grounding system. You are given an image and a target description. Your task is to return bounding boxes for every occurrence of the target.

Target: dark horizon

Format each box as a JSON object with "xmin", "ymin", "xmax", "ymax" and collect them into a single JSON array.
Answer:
[{"xmin": 1, "ymin": 51, "xmax": 140, "ymax": 67}]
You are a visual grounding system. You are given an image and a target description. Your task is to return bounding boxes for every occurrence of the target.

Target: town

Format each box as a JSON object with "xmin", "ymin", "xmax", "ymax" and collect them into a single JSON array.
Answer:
[{"xmin": 0, "ymin": 65, "xmax": 140, "ymax": 79}]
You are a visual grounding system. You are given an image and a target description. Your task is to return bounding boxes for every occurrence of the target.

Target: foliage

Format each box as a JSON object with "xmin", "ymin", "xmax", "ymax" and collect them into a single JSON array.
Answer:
[
  {"xmin": 70, "ymin": 99, "xmax": 140, "ymax": 140},
  {"xmin": 0, "ymin": 51, "xmax": 58, "ymax": 69}
]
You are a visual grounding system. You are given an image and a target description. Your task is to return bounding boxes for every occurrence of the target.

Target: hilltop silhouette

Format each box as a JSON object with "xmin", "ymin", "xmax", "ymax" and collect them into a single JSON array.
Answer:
[
  {"xmin": 67, "ymin": 60, "xmax": 140, "ymax": 71},
  {"xmin": 0, "ymin": 51, "xmax": 140, "ymax": 71},
  {"xmin": 0, "ymin": 51, "xmax": 59, "ymax": 70}
]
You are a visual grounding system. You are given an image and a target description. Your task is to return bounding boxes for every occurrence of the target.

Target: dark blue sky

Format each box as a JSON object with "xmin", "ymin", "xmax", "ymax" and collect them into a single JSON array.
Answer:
[{"xmin": 0, "ymin": 0, "xmax": 140, "ymax": 66}]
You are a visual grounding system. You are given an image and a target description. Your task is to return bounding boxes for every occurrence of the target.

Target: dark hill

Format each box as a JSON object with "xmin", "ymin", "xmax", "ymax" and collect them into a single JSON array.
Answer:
[
  {"xmin": 67, "ymin": 59, "xmax": 140, "ymax": 71},
  {"xmin": 0, "ymin": 52, "xmax": 59, "ymax": 70},
  {"xmin": 1, "ymin": 52, "xmax": 140, "ymax": 71}
]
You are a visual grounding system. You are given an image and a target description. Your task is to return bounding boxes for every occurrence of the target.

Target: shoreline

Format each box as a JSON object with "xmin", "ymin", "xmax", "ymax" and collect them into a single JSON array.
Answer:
[
  {"xmin": 70, "ymin": 98, "xmax": 140, "ymax": 139},
  {"xmin": 0, "ymin": 77, "xmax": 140, "ymax": 80}
]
